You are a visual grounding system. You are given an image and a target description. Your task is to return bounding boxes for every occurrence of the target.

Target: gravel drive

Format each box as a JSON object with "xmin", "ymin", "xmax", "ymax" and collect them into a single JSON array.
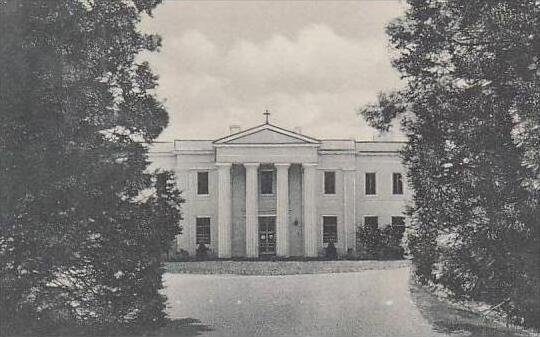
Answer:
[{"xmin": 163, "ymin": 266, "xmax": 446, "ymax": 337}]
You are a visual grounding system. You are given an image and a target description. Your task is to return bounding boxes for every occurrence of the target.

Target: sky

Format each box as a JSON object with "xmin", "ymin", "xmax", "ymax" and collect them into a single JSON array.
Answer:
[{"xmin": 140, "ymin": 0, "xmax": 406, "ymax": 141}]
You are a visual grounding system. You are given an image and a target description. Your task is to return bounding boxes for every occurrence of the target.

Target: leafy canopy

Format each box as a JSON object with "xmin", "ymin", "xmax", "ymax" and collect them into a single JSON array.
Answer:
[{"xmin": 0, "ymin": 0, "xmax": 183, "ymax": 334}]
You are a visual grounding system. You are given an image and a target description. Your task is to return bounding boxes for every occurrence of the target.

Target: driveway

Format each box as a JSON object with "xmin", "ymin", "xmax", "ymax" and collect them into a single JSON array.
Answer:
[
  {"xmin": 163, "ymin": 266, "xmax": 443, "ymax": 337},
  {"xmin": 162, "ymin": 263, "xmax": 532, "ymax": 337}
]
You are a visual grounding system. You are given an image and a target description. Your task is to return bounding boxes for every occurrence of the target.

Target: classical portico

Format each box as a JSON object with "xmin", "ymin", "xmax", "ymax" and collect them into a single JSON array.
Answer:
[{"xmin": 213, "ymin": 122, "xmax": 321, "ymax": 258}]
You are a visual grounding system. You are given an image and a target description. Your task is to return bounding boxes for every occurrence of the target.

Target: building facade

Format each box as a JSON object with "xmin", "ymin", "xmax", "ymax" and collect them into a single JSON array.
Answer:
[{"xmin": 148, "ymin": 121, "xmax": 411, "ymax": 258}]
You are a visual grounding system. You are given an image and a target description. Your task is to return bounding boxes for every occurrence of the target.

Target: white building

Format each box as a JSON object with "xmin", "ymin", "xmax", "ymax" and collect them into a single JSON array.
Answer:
[{"xmin": 148, "ymin": 120, "xmax": 411, "ymax": 258}]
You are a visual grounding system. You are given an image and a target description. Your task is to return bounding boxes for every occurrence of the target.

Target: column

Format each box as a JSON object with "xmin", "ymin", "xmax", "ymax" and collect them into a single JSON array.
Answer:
[
  {"xmin": 244, "ymin": 163, "xmax": 259, "ymax": 258},
  {"xmin": 303, "ymin": 163, "xmax": 318, "ymax": 257},
  {"xmin": 343, "ymin": 169, "xmax": 356, "ymax": 254},
  {"xmin": 276, "ymin": 163, "xmax": 290, "ymax": 257},
  {"xmin": 217, "ymin": 163, "xmax": 232, "ymax": 258}
]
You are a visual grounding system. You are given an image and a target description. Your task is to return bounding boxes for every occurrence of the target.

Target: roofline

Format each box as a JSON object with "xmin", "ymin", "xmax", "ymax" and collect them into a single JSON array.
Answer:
[
  {"xmin": 356, "ymin": 151, "xmax": 402, "ymax": 153},
  {"xmin": 173, "ymin": 139, "xmax": 213, "ymax": 142},
  {"xmin": 214, "ymin": 143, "xmax": 320, "ymax": 148},
  {"xmin": 355, "ymin": 140, "xmax": 407, "ymax": 144}
]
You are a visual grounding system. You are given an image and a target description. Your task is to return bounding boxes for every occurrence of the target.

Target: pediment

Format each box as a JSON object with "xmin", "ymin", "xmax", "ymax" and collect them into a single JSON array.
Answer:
[
  {"xmin": 213, "ymin": 124, "xmax": 320, "ymax": 145},
  {"xmin": 229, "ymin": 129, "xmax": 309, "ymax": 144}
]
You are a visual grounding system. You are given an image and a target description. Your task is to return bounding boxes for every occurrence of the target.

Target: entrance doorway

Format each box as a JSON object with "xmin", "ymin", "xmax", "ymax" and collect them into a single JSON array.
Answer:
[{"xmin": 259, "ymin": 216, "xmax": 276, "ymax": 255}]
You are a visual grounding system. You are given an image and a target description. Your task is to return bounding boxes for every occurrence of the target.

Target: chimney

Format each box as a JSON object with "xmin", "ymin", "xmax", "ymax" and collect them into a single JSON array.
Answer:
[
  {"xmin": 229, "ymin": 125, "xmax": 241, "ymax": 134},
  {"xmin": 293, "ymin": 126, "xmax": 302, "ymax": 134}
]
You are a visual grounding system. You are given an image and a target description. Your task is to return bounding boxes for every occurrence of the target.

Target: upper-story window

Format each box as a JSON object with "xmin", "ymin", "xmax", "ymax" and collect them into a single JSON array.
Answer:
[
  {"xmin": 197, "ymin": 171, "xmax": 209, "ymax": 195},
  {"xmin": 324, "ymin": 171, "xmax": 336, "ymax": 194},
  {"xmin": 392, "ymin": 173, "xmax": 403, "ymax": 195},
  {"xmin": 260, "ymin": 169, "xmax": 274, "ymax": 195},
  {"xmin": 365, "ymin": 172, "xmax": 376, "ymax": 195}
]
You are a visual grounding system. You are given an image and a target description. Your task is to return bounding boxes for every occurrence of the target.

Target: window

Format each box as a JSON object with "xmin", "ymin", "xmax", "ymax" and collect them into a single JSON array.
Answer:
[
  {"xmin": 365, "ymin": 173, "xmax": 376, "ymax": 195},
  {"xmin": 196, "ymin": 217, "xmax": 211, "ymax": 244},
  {"xmin": 197, "ymin": 171, "xmax": 209, "ymax": 195},
  {"xmin": 364, "ymin": 216, "xmax": 378, "ymax": 230},
  {"xmin": 323, "ymin": 216, "xmax": 338, "ymax": 243},
  {"xmin": 391, "ymin": 216, "xmax": 405, "ymax": 228},
  {"xmin": 324, "ymin": 171, "xmax": 336, "ymax": 194},
  {"xmin": 392, "ymin": 173, "xmax": 403, "ymax": 195},
  {"xmin": 260, "ymin": 170, "xmax": 274, "ymax": 195}
]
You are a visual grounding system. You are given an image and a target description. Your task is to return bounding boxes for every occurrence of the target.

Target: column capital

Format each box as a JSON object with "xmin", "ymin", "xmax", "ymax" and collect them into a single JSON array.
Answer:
[
  {"xmin": 215, "ymin": 162, "xmax": 232, "ymax": 167},
  {"xmin": 302, "ymin": 162, "xmax": 318, "ymax": 167},
  {"xmin": 243, "ymin": 162, "xmax": 260, "ymax": 168},
  {"xmin": 274, "ymin": 163, "xmax": 291, "ymax": 168}
]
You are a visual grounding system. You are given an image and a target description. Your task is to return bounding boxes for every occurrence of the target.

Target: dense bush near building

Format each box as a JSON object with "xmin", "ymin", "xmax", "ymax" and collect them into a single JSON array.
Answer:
[
  {"xmin": 360, "ymin": 0, "xmax": 540, "ymax": 328},
  {"xmin": 356, "ymin": 225, "xmax": 405, "ymax": 260},
  {"xmin": 379, "ymin": 226, "xmax": 405, "ymax": 260},
  {"xmin": 325, "ymin": 242, "xmax": 338, "ymax": 259}
]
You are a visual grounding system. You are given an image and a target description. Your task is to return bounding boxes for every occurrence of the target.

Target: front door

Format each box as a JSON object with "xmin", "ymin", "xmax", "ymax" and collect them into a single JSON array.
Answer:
[{"xmin": 259, "ymin": 216, "xmax": 276, "ymax": 255}]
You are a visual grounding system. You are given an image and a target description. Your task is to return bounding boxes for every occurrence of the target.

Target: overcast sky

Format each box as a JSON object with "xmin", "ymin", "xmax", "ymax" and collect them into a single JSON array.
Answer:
[{"xmin": 140, "ymin": 0, "xmax": 406, "ymax": 141}]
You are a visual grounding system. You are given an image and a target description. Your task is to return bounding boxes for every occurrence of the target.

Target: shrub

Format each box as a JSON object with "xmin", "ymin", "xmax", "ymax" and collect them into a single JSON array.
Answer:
[
  {"xmin": 356, "ymin": 224, "xmax": 405, "ymax": 260},
  {"xmin": 325, "ymin": 242, "xmax": 338, "ymax": 260},
  {"xmin": 356, "ymin": 225, "xmax": 382, "ymax": 259},
  {"xmin": 380, "ymin": 225, "xmax": 405, "ymax": 259},
  {"xmin": 196, "ymin": 244, "xmax": 209, "ymax": 259}
]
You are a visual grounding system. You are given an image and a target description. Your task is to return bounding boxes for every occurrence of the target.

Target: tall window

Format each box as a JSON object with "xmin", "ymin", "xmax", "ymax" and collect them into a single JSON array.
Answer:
[
  {"xmin": 323, "ymin": 216, "xmax": 338, "ymax": 243},
  {"xmin": 365, "ymin": 172, "xmax": 376, "ymax": 195},
  {"xmin": 196, "ymin": 217, "xmax": 211, "ymax": 244},
  {"xmin": 260, "ymin": 170, "xmax": 274, "ymax": 195},
  {"xmin": 364, "ymin": 216, "xmax": 378, "ymax": 230},
  {"xmin": 197, "ymin": 171, "xmax": 209, "ymax": 195},
  {"xmin": 392, "ymin": 173, "xmax": 403, "ymax": 195},
  {"xmin": 324, "ymin": 171, "xmax": 336, "ymax": 194}
]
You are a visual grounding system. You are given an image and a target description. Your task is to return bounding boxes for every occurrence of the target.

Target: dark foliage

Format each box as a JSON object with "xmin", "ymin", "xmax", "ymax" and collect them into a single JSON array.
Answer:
[
  {"xmin": 0, "ymin": 0, "xmax": 183, "ymax": 334},
  {"xmin": 359, "ymin": 0, "xmax": 540, "ymax": 328},
  {"xmin": 356, "ymin": 225, "xmax": 405, "ymax": 260},
  {"xmin": 325, "ymin": 242, "xmax": 338, "ymax": 260},
  {"xmin": 195, "ymin": 244, "xmax": 209, "ymax": 259},
  {"xmin": 356, "ymin": 226, "xmax": 382, "ymax": 259},
  {"xmin": 379, "ymin": 226, "xmax": 405, "ymax": 260}
]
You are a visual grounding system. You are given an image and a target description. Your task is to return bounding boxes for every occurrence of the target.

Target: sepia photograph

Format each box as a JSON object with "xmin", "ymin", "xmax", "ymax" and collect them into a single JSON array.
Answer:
[{"xmin": 0, "ymin": 0, "xmax": 539, "ymax": 336}]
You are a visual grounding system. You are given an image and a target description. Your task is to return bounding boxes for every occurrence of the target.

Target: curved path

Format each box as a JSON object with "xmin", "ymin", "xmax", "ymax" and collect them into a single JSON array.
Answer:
[{"xmin": 163, "ymin": 267, "xmax": 445, "ymax": 337}]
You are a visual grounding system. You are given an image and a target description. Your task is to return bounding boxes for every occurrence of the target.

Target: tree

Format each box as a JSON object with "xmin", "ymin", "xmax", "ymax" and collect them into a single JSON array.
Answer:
[
  {"xmin": 359, "ymin": 0, "xmax": 539, "ymax": 327},
  {"xmin": 0, "ymin": 0, "xmax": 183, "ymax": 334}
]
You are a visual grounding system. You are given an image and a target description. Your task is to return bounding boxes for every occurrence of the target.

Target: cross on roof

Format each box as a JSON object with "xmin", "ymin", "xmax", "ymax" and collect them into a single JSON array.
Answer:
[{"xmin": 263, "ymin": 109, "xmax": 270, "ymax": 124}]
